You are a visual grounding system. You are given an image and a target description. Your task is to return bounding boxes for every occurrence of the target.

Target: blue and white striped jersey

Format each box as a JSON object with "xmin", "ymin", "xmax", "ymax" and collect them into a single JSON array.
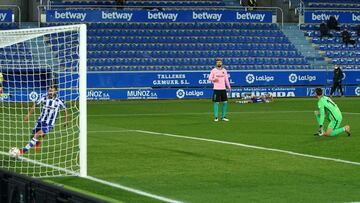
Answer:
[{"xmin": 36, "ymin": 94, "xmax": 66, "ymax": 126}]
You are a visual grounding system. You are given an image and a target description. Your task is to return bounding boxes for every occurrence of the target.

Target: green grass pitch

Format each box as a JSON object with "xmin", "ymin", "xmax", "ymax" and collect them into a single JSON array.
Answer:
[{"xmin": 16, "ymin": 98, "xmax": 360, "ymax": 202}]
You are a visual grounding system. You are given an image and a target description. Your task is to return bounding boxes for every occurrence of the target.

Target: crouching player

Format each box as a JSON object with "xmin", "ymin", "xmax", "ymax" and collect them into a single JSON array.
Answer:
[
  {"xmin": 314, "ymin": 88, "xmax": 350, "ymax": 137},
  {"xmin": 21, "ymin": 85, "xmax": 68, "ymax": 154},
  {"xmin": 237, "ymin": 93, "xmax": 273, "ymax": 104}
]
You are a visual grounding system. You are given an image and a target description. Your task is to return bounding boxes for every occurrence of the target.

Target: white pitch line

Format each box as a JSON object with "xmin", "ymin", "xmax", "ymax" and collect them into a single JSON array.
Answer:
[
  {"xmin": 130, "ymin": 130, "xmax": 360, "ymax": 166},
  {"xmin": 0, "ymin": 151, "xmax": 183, "ymax": 203},
  {"xmin": 85, "ymin": 176, "xmax": 183, "ymax": 203},
  {"xmin": 0, "ymin": 150, "xmax": 80, "ymax": 176},
  {"xmin": 88, "ymin": 129, "xmax": 133, "ymax": 133},
  {"xmin": 88, "ymin": 110, "xmax": 360, "ymax": 117}
]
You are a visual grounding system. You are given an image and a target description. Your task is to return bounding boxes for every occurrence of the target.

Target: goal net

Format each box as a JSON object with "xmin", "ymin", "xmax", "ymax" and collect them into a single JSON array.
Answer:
[{"xmin": 0, "ymin": 24, "xmax": 87, "ymax": 177}]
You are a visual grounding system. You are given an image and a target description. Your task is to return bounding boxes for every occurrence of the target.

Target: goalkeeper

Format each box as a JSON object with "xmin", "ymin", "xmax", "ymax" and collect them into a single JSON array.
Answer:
[
  {"xmin": 20, "ymin": 85, "xmax": 68, "ymax": 154},
  {"xmin": 314, "ymin": 88, "xmax": 350, "ymax": 137}
]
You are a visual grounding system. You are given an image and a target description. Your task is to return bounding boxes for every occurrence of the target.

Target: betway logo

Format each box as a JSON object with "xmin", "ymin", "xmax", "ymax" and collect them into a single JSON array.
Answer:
[
  {"xmin": 311, "ymin": 13, "xmax": 339, "ymax": 21},
  {"xmin": 54, "ymin": 11, "xmax": 86, "ymax": 21},
  {"xmin": 0, "ymin": 13, "xmax": 7, "ymax": 21},
  {"xmin": 352, "ymin": 13, "xmax": 360, "ymax": 22},
  {"xmin": 102, "ymin": 11, "xmax": 132, "ymax": 21},
  {"xmin": 148, "ymin": 12, "xmax": 178, "ymax": 21},
  {"xmin": 193, "ymin": 12, "xmax": 222, "ymax": 21},
  {"xmin": 236, "ymin": 12, "xmax": 265, "ymax": 22}
]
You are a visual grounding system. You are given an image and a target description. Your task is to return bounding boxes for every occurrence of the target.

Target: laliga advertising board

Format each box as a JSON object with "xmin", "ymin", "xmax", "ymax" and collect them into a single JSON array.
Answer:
[
  {"xmin": 3, "ymin": 86, "xmax": 357, "ymax": 102},
  {"xmin": 2, "ymin": 69, "xmax": 360, "ymax": 101},
  {"xmin": 86, "ymin": 70, "xmax": 360, "ymax": 88},
  {"xmin": 84, "ymin": 87, "xmax": 360, "ymax": 100}
]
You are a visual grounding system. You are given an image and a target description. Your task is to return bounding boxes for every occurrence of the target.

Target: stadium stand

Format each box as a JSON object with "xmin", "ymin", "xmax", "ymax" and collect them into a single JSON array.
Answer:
[
  {"xmin": 50, "ymin": 0, "xmax": 225, "ymax": 7},
  {"xmin": 50, "ymin": 0, "xmax": 120, "ymax": 6},
  {"xmin": 44, "ymin": 0, "xmax": 310, "ymax": 71},
  {"xmin": 124, "ymin": 0, "xmax": 226, "ymax": 7},
  {"xmin": 44, "ymin": 21, "xmax": 310, "ymax": 71},
  {"xmin": 0, "ymin": 23, "xmax": 18, "ymax": 30},
  {"xmin": 303, "ymin": 0, "xmax": 360, "ymax": 9},
  {"xmin": 301, "ymin": 24, "xmax": 360, "ymax": 68}
]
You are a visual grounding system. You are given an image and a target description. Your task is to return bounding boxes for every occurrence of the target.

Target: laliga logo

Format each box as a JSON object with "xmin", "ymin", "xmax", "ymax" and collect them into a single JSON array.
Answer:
[
  {"xmin": 245, "ymin": 74, "xmax": 274, "ymax": 84},
  {"xmin": 355, "ymin": 87, "xmax": 360, "ymax": 96},
  {"xmin": 289, "ymin": 73, "xmax": 298, "ymax": 84},
  {"xmin": 29, "ymin": 91, "xmax": 39, "ymax": 102},
  {"xmin": 289, "ymin": 73, "xmax": 316, "ymax": 83},
  {"xmin": 245, "ymin": 74, "xmax": 255, "ymax": 84},
  {"xmin": 176, "ymin": 89, "xmax": 185, "ymax": 99}
]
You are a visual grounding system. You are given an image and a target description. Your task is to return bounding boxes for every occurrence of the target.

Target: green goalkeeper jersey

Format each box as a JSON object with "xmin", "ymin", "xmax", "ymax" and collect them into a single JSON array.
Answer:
[{"xmin": 317, "ymin": 96, "xmax": 342, "ymax": 126}]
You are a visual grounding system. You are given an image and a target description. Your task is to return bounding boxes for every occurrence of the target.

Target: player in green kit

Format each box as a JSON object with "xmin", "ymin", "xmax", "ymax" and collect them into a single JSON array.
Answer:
[{"xmin": 314, "ymin": 88, "xmax": 351, "ymax": 137}]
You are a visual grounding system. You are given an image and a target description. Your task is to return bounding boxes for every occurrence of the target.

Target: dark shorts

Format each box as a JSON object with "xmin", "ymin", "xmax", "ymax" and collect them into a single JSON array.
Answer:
[
  {"xmin": 32, "ymin": 121, "xmax": 53, "ymax": 134},
  {"xmin": 251, "ymin": 98, "xmax": 262, "ymax": 103},
  {"xmin": 212, "ymin": 90, "xmax": 228, "ymax": 102}
]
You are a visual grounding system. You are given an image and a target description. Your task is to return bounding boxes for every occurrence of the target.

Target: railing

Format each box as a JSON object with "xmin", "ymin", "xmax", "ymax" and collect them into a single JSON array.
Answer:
[
  {"xmin": 37, "ymin": 5, "xmax": 283, "ymax": 28},
  {"xmin": 289, "ymin": 0, "xmax": 301, "ymax": 9},
  {"xmin": 39, "ymin": 0, "xmax": 52, "ymax": 9},
  {"xmin": 0, "ymin": 5, "xmax": 21, "ymax": 27}
]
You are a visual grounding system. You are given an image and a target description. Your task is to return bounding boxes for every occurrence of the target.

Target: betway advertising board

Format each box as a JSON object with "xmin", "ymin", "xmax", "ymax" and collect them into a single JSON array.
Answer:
[
  {"xmin": 87, "ymin": 70, "xmax": 360, "ymax": 88},
  {"xmin": 46, "ymin": 10, "xmax": 272, "ymax": 23},
  {"xmin": 304, "ymin": 11, "xmax": 360, "ymax": 24},
  {"xmin": 0, "ymin": 10, "xmax": 13, "ymax": 22}
]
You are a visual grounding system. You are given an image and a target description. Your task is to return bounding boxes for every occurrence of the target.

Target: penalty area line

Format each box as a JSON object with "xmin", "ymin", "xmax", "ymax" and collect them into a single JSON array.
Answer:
[
  {"xmin": 132, "ymin": 130, "xmax": 360, "ymax": 167},
  {"xmin": 0, "ymin": 151, "xmax": 183, "ymax": 203}
]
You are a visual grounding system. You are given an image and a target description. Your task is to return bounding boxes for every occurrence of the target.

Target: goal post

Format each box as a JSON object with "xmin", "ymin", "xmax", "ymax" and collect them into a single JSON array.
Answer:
[
  {"xmin": 0, "ymin": 24, "xmax": 87, "ymax": 177},
  {"xmin": 79, "ymin": 24, "xmax": 87, "ymax": 177}
]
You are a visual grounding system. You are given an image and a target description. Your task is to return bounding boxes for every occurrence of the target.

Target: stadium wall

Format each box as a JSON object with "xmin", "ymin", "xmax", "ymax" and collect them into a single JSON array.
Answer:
[
  {"xmin": 1, "ymin": 70, "xmax": 359, "ymax": 102},
  {"xmin": 86, "ymin": 86, "xmax": 360, "ymax": 100},
  {"xmin": 83, "ymin": 70, "xmax": 360, "ymax": 99}
]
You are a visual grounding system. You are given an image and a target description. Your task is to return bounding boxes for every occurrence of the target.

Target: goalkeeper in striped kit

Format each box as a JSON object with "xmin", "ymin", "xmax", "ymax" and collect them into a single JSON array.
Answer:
[
  {"xmin": 314, "ymin": 88, "xmax": 350, "ymax": 137},
  {"xmin": 20, "ymin": 85, "xmax": 68, "ymax": 154},
  {"xmin": 208, "ymin": 58, "xmax": 231, "ymax": 122}
]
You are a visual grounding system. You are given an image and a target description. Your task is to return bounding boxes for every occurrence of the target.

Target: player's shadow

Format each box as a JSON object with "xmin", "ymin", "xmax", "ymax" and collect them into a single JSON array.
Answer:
[{"xmin": 125, "ymin": 141, "xmax": 234, "ymax": 163}]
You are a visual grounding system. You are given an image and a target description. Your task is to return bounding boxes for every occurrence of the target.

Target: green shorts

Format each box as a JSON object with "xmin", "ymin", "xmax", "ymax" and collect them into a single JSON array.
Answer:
[{"xmin": 328, "ymin": 116, "xmax": 342, "ymax": 130}]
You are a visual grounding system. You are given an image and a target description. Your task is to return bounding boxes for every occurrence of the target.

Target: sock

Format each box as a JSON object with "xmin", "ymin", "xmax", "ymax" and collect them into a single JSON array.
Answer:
[
  {"xmin": 221, "ymin": 102, "xmax": 228, "ymax": 118},
  {"xmin": 315, "ymin": 114, "xmax": 321, "ymax": 126},
  {"xmin": 330, "ymin": 127, "xmax": 345, "ymax": 137},
  {"xmin": 35, "ymin": 140, "xmax": 42, "ymax": 147},
  {"xmin": 23, "ymin": 137, "xmax": 38, "ymax": 153},
  {"xmin": 213, "ymin": 102, "xmax": 219, "ymax": 118},
  {"xmin": 315, "ymin": 114, "xmax": 323, "ymax": 132}
]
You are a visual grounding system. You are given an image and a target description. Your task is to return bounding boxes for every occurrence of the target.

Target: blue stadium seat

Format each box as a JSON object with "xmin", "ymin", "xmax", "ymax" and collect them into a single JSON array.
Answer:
[{"xmin": 45, "ymin": 21, "xmax": 310, "ymax": 71}]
